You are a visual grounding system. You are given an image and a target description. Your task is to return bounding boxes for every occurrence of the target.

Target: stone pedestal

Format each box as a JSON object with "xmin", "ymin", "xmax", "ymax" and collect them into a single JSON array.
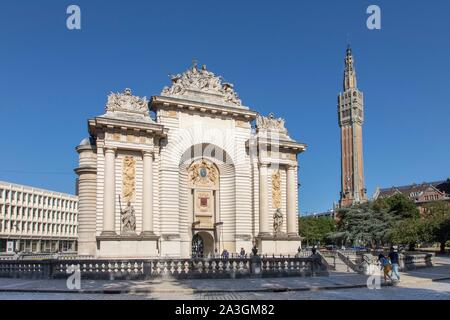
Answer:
[
  {"xmin": 250, "ymin": 255, "xmax": 262, "ymax": 278},
  {"xmin": 257, "ymin": 234, "xmax": 301, "ymax": 256},
  {"xmin": 97, "ymin": 235, "xmax": 159, "ymax": 258}
]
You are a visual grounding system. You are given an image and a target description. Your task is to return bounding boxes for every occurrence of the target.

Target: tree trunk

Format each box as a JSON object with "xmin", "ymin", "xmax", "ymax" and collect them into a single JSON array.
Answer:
[{"xmin": 440, "ymin": 241, "xmax": 446, "ymax": 254}]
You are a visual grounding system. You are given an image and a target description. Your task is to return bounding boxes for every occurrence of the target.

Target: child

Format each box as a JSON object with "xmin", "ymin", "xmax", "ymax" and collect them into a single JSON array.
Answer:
[{"xmin": 378, "ymin": 254, "xmax": 392, "ymax": 282}]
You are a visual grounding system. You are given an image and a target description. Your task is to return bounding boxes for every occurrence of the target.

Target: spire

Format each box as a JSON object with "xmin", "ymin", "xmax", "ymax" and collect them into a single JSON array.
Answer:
[{"xmin": 343, "ymin": 45, "xmax": 357, "ymax": 91}]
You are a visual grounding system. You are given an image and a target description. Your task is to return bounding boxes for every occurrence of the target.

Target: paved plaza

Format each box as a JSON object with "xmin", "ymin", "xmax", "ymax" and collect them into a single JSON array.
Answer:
[
  {"xmin": 0, "ymin": 280, "xmax": 449, "ymax": 300},
  {"xmin": 0, "ymin": 256, "xmax": 449, "ymax": 300}
]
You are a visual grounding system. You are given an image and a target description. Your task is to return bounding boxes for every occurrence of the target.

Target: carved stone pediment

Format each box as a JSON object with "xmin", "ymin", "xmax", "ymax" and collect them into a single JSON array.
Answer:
[
  {"xmin": 105, "ymin": 88, "xmax": 152, "ymax": 122},
  {"xmin": 161, "ymin": 62, "xmax": 243, "ymax": 107},
  {"xmin": 256, "ymin": 113, "xmax": 289, "ymax": 135}
]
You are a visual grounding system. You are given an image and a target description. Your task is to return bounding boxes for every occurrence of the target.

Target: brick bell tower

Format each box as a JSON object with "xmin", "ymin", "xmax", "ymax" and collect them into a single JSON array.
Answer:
[{"xmin": 338, "ymin": 45, "xmax": 367, "ymax": 207}]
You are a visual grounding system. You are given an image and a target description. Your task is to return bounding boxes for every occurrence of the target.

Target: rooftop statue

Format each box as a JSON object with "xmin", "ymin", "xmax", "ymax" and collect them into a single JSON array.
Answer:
[
  {"xmin": 161, "ymin": 61, "xmax": 242, "ymax": 107},
  {"xmin": 105, "ymin": 88, "xmax": 149, "ymax": 115},
  {"xmin": 256, "ymin": 113, "xmax": 288, "ymax": 135}
]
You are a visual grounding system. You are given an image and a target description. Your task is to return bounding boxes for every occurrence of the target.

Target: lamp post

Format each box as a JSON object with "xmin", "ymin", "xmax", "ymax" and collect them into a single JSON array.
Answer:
[{"xmin": 214, "ymin": 221, "xmax": 223, "ymax": 256}]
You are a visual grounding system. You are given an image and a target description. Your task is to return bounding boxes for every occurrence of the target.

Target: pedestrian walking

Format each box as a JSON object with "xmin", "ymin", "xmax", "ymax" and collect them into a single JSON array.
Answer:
[
  {"xmin": 388, "ymin": 246, "xmax": 401, "ymax": 282},
  {"xmin": 378, "ymin": 253, "xmax": 392, "ymax": 282}
]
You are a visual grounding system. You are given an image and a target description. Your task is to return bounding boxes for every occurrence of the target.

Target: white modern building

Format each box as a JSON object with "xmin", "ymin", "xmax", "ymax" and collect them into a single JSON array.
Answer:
[
  {"xmin": 0, "ymin": 181, "xmax": 78, "ymax": 253},
  {"xmin": 76, "ymin": 62, "xmax": 306, "ymax": 258}
]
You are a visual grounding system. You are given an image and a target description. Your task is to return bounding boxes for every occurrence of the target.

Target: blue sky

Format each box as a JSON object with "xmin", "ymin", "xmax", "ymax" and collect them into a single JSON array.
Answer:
[{"xmin": 0, "ymin": 0, "xmax": 449, "ymax": 214}]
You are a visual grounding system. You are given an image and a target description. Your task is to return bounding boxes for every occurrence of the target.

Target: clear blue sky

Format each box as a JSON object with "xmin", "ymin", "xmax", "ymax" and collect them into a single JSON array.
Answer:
[{"xmin": 1, "ymin": 0, "xmax": 449, "ymax": 214}]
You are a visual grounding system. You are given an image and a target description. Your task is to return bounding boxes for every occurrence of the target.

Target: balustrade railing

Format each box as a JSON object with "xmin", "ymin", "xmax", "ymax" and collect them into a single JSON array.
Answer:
[{"xmin": 0, "ymin": 255, "xmax": 327, "ymax": 280}]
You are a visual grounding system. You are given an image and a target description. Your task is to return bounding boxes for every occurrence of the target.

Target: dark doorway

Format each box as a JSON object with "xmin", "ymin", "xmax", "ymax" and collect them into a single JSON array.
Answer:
[{"xmin": 191, "ymin": 233, "xmax": 204, "ymax": 258}]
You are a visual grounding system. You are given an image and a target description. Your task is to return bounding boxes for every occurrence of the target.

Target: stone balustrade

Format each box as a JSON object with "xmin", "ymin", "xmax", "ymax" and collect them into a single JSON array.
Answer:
[{"xmin": 0, "ymin": 255, "xmax": 327, "ymax": 280}]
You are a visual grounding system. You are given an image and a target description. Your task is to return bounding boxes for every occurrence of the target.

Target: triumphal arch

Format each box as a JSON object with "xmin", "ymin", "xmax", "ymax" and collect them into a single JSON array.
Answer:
[{"xmin": 75, "ymin": 62, "xmax": 306, "ymax": 258}]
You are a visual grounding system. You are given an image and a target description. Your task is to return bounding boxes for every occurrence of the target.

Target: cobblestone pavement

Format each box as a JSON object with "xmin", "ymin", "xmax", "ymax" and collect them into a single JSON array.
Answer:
[
  {"xmin": 0, "ymin": 256, "xmax": 448, "ymax": 300},
  {"xmin": 0, "ymin": 279, "xmax": 448, "ymax": 300},
  {"xmin": 0, "ymin": 273, "xmax": 373, "ymax": 293}
]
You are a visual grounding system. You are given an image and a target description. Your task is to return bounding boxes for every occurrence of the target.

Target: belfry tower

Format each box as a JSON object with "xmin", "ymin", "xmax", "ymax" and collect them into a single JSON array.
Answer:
[{"xmin": 338, "ymin": 46, "xmax": 367, "ymax": 207}]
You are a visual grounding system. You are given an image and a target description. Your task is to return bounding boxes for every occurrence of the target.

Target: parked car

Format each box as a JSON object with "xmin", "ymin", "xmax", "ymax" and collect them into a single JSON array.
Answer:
[{"xmin": 350, "ymin": 246, "xmax": 367, "ymax": 251}]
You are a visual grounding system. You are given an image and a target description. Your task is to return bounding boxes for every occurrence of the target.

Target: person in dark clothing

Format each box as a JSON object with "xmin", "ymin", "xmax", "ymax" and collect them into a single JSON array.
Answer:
[
  {"xmin": 221, "ymin": 249, "xmax": 229, "ymax": 259},
  {"xmin": 388, "ymin": 247, "xmax": 401, "ymax": 281}
]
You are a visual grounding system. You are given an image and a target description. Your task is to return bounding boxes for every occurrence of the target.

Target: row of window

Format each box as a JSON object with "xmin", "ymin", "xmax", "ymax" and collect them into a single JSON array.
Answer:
[
  {"xmin": 0, "ymin": 219, "xmax": 77, "ymax": 235},
  {"xmin": 0, "ymin": 188, "xmax": 77, "ymax": 210},
  {"xmin": 0, "ymin": 239, "xmax": 77, "ymax": 253},
  {"xmin": 340, "ymin": 109, "xmax": 363, "ymax": 118},
  {"xmin": 424, "ymin": 194, "xmax": 440, "ymax": 201},
  {"xmin": 341, "ymin": 91, "xmax": 362, "ymax": 99},
  {"xmin": 0, "ymin": 205, "xmax": 76, "ymax": 223}
]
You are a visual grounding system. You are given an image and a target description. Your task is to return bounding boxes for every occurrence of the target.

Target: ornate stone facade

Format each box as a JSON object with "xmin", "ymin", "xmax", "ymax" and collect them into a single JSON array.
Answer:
[{"xmin": 75, "ymin": 62, "xmax": 306, "ymax": 258}]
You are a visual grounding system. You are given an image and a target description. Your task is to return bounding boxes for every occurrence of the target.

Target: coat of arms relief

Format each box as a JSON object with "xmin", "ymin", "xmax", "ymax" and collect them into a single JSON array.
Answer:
[{"xmin": 188, "ymin": 159, "xmax": 219, "ymax": 188}]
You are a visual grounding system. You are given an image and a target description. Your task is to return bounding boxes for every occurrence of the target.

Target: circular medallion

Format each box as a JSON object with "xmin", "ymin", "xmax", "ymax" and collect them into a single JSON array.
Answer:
[{"xmin": 200, "ymin": 167, "xmax": 207, "ymax": 178}]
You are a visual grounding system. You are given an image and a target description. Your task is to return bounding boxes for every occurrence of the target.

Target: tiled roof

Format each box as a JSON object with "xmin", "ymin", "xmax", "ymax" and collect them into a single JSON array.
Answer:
[{"xmin": 377, "ymin": 179, "xmax": 450, "ymax": 199}]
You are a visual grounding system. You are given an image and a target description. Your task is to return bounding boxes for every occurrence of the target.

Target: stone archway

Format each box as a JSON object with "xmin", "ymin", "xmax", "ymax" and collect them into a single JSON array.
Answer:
[
  {"xmin": 178, "ymin": 143, "xmax": 236, "ymax": 258},
  {"xmin": 192, "ymin": 231, "xmax": 215, "ymax": 258}
]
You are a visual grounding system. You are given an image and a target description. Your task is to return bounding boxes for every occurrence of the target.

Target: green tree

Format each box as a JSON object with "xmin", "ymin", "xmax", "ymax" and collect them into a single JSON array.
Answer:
[
  {"xmin": 391, "ymin": 218, "xmax": 427, "ymax": 251},
  {"xmin": 298, "ymin": 216, "xmax": 336, "ymax": 246},
  {"xmin": 385, "ymin": 193, "xmax": 420, "ymax": 220},
  {"xmin": 422, "ymin": 201, "xmax": 450, "ymax": 253},
  {"xmin": 328, "ymin": 202, "xmax": 393, "ymax": 248}
]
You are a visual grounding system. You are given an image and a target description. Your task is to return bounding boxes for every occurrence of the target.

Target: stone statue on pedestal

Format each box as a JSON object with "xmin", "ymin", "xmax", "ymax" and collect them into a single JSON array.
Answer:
[
  {"xmin": 273, "ymin": 208, "xmax": 283, "ymax": 234},
  {"xmin": 121, "ymin": 201, "xmax": 136, "ymax": 234}
]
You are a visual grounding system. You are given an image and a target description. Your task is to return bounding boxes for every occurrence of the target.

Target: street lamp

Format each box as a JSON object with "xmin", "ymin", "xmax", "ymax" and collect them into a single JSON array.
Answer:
[{"xmin": 214, "ymin": 222, "xmax": 224, "ymax": 255}]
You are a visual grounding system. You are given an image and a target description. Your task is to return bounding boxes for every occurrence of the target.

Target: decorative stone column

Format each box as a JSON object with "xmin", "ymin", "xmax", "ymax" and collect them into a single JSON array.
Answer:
[
  {"xmin": 102, "ymin": 147, "xmax": 116, "ymax": 235},
  {"xmin": 258, "ymin": 163, "xmax": 269, "ymax": 236},
  {"xmin": 141, "ymin": 151, "xmax": 155, "ymax": 236},
  {"xmin": 75, "ymin": 139, "xmax": 97, "ymax": 255},
  {"xmin": 286, "ymin": 165, "xmax": 297, "ymax": 236}
]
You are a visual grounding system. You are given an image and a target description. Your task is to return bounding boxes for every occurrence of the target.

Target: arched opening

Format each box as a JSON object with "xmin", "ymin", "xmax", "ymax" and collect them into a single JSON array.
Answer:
[
  {"xmin": 191, "ymin": 232, "xmax": 215, "ymax": 258},
  {"xmin": 179, "ymin": 143, "xmax": 236, "ymax": 258}
]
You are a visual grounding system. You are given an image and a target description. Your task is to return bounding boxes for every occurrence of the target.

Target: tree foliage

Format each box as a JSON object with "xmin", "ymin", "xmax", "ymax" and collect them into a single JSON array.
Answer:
[
  {"xmin": 329, "ymin": 202, "xmax": 393, "ymax": 247},
  {"xmin": 422, "ymin": 201, "xmax": 450, "ymax": 253},
  {"xmin": 298, "ymin": 216, "xmax": 336, "ymax": 246},
  {"xmin": 309, "ymin": 194, "xmax": 450, "ymax": 251},
  {"xmin": 391, "ymin": 218, "xmax": 427, "ymax": 251},
  {"xmin": 328, "ymin": 194, "xmax": 422, "ymax": 248}
]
